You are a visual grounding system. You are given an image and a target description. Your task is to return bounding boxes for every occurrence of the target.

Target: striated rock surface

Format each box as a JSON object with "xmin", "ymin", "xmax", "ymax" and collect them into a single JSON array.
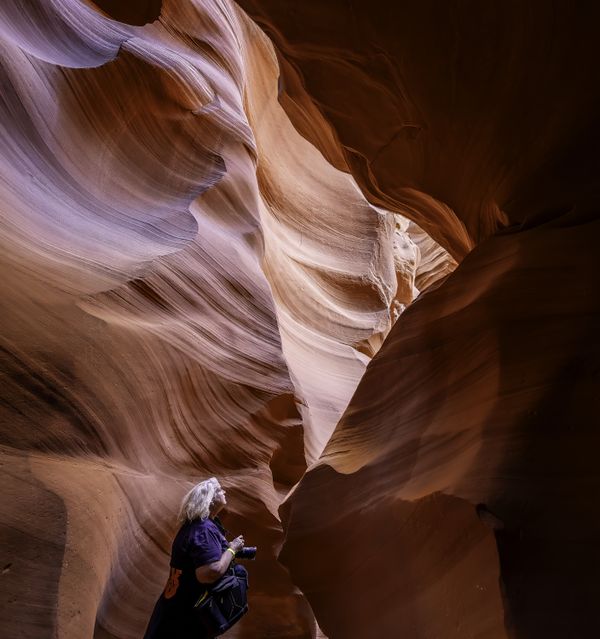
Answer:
[{"xmin": 2, "ymin": 1, "xmax": 598, "ymax": 639}]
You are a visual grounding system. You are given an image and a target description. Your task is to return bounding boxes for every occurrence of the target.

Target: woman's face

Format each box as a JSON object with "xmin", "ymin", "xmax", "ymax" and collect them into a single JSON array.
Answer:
[{"xmin": 212, "ymin": 484, "xmax": 227, "ymax": 512}]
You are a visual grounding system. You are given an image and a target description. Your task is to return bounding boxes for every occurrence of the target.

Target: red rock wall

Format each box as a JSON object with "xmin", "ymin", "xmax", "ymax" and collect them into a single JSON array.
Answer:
[{"xmin": 237, "ymin": 1, "xmax": 600, "ymax": 637}]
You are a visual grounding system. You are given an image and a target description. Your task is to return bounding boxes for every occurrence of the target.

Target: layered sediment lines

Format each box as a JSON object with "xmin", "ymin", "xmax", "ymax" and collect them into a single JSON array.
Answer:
[
  {"xmin": 0, "ymin": 1, "xmax": 446, "ymax": 638},
  {"xmin": 237, "ymin": 1, "xmax": 600, "ymax": 637}
]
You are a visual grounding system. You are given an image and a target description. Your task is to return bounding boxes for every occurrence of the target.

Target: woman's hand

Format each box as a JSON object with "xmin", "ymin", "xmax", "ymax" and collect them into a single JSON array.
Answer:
[
  {"xmin": 229, "ymin": 535, "xmax": 244, "ymax": 553},
  {"xmin": 196, "ymin": 534, "xmax": 245, "ymax": 583}
]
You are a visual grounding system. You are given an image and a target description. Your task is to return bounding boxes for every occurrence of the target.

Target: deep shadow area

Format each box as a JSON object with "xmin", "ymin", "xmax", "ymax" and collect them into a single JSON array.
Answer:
[
  {"xmin": 92, "ymin": 0, "xmax": 162, "ymax": 25},
  {"xmin": 480, "ymin": 214, "xmax": 600, "ymax": 638}
]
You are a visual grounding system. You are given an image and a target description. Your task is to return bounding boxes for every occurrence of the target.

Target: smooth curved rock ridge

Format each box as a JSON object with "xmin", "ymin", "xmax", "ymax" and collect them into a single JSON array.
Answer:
[
  {"xmin": 0, "ymin": 0, "xmax": 127, "ymax": 67},
  {"xmin": 244, "ymin": 30, "xmax": 397, "ymax": 458},
  {"xmin": 0, "ymin": 1, "xmax": 454, "ymax": 637}
]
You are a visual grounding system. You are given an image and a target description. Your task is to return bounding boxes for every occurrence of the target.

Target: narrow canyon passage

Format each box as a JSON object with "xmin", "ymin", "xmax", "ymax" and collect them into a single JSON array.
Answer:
[{"xmin": 1, "ymin": 1, "xmax": 599, "ymax": 638}]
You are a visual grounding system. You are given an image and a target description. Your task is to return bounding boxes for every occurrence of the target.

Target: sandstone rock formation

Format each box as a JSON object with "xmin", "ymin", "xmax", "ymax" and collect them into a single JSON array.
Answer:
[
  {"xmin": 237, "ymin": 1, "xmax": 600, "ymax": 637},
  {"xmin": 1, "ymin": 1, "xmax": 598, "ymax": 638},
  {"xmin": 0, "ymin": 1, "xmax": 445, "ymax": 637}
]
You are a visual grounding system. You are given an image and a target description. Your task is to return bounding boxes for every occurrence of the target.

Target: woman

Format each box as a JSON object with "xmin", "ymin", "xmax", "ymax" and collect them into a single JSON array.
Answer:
[{"xmin": 144, "ymin": 478, "xmax": 245, "ymax": 638}]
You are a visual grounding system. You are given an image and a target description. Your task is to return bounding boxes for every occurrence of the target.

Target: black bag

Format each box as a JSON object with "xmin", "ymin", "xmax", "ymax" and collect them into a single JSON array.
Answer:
[{"xmin": 193, "ymin": 565, "xmax": 248, "ymax": 637}]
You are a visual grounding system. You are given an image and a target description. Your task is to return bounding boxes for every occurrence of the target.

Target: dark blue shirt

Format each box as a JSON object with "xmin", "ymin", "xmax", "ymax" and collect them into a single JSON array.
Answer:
[
  {"xmin": 144, "ymin": 518, "xmax": 229, "ymax": 639},
  {"xmin": 165, "ymin": 518, "xmax": 229, "ymax": 604}
]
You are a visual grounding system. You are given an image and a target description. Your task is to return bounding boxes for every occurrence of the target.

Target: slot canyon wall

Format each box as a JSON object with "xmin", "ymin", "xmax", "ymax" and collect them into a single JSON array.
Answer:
[{"xmin": 0, "ymin": 1, "xmax": 598, "ymax": 639}]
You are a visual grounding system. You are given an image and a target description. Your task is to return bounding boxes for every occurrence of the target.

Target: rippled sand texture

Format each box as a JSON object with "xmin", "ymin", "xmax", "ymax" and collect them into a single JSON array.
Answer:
[
  {"xmin": 238, "ymin": 1, "xmax": 600, "ymax": 638},
  {"xmin": 0, "ymin": 1, "xmax": 453, "ymax": 638}
]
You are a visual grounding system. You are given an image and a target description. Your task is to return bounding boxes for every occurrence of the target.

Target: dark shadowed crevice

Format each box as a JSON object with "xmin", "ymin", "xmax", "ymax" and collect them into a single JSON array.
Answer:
[{"xmin": 91, "ymin": 0, "xmax": 162, "ymax": 26}]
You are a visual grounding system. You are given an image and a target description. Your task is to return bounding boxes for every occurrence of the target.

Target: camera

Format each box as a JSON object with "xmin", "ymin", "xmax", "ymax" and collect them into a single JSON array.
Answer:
[{"xmin": 235, "ymin": 546, "xmax": 257, "ymax": 560}]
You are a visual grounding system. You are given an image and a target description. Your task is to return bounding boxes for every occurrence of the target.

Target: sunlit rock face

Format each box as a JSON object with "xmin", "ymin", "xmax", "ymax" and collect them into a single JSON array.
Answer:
[
  {"xmin": 237, "ymin": 1, "xmax": 600, "ymax": 638},
  {"xmin": 0, "ymin": 1, "xmax": 451, "ymax": 638}
]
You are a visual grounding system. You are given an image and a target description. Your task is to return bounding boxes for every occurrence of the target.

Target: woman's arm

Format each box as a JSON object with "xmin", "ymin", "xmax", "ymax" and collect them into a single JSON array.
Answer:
[{"xmin": 195, "ymin": 535, "xmax": 244, "ymax": 583}]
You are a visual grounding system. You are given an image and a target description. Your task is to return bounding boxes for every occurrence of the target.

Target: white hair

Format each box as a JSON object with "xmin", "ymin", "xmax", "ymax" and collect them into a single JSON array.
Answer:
[{"xmin": 178, "ymin": 477, "xmax": 221, "ymax": 522}]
